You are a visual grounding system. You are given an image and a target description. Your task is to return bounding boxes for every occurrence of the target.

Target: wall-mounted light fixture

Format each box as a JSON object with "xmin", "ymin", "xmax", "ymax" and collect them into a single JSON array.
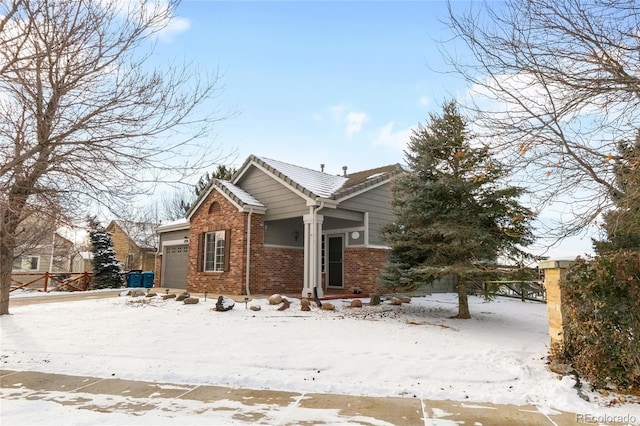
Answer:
[
  {"xmin": 183, "ymin": 236, "xmax": 189, "ymax": 244},
  {"xmin": 293, "ymin": 231, "xmax": 299, "ymax": 241}
]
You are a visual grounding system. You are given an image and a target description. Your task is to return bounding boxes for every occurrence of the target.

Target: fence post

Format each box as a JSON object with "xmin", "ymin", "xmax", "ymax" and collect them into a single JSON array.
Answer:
[
  {"xmin": 43, "ymin": 272, "xmax": 49, "ymax": 292},
  {"xmin": 539, "ymin": 260, "xmax": 575, "ymax": 356}
]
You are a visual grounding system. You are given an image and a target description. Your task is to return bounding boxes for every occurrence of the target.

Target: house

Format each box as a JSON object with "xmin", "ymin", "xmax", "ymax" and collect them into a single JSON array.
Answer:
[
  {"xmin": 157, "ymin": 155, "xmax": 404, "ymax": 296},
  {"xmin": 106, "ymin": 220, "xmax": 157, "ymax": 272},
  {"xmin": 12, "ymin": 232, "xmax": 74, "ymax": 273}
]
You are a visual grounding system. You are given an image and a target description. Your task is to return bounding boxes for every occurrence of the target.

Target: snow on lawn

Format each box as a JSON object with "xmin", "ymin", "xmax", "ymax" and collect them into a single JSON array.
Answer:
[{"xmin": 1, "ymin": 292, "xmax": 639, "ymax": 421}]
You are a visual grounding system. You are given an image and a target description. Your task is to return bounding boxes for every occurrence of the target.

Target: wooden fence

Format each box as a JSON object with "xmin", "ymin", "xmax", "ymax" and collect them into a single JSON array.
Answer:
[{"xmin": 10, "ymin": 272, "xmax": 93, "ymax": 293}]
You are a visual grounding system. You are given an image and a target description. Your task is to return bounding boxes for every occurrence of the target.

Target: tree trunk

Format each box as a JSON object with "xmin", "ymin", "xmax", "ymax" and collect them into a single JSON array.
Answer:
[
  {"xmin": 0, "ymin": 221, "xmax": 16, "ymax": 315},
  {"xmin": 454, "ymin": 274, "xmax": 471, "ymax": 319}
]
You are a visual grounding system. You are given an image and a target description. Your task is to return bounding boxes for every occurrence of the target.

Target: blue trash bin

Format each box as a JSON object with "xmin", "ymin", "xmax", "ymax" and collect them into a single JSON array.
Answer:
[
  {"xmin": 126, "ymin": 270, "xmax": 143, "ymax": 288},
  {"xmin": 142, "ymin": 271, "xmax": 155, "ymax": 288}
]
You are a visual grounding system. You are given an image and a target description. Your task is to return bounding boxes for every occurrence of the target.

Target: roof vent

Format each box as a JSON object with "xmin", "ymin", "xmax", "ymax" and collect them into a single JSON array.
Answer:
[
  {"xmin": 342, "ymin": 166, "xmax": 348, "ymax": 177},
  {"xmin": 320, "ymin": 164, "xmax": 325, "ymax": 172}
]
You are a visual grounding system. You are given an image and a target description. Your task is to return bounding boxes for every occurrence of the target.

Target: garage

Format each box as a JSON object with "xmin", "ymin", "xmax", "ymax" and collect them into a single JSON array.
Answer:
[{"xmin": 162, "ymin": 244, "xmax": 189, "ymax": 289}]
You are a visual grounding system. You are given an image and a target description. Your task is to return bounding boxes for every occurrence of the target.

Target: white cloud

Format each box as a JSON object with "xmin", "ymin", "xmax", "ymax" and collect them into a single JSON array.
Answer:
[
  {"xmin": 345, "ymin": 112, "xmax": 369, "ymax": 138},
  {"xmin": 157, "ymin": 16, "xmax": 190, "ymax": 42},
  {"xmin": 373, "ymin": 122, "xmax": 412, "ymax": 153},
  {"xmin": 419, "ymin": 96, "xmax": 430, "ymax": 107},
  {"xmin": 326, "ymin": 104, "xmax": 369, "ymax": 138}
]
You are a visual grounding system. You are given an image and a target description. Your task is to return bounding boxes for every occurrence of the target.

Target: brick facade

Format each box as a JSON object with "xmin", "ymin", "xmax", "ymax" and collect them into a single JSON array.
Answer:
[
  {"xmin": 188, "ymin": 191, "xmax": 251, "ymax": 294},
  {"xmin": 343, "ymin": 247, "xmax": 388, "ymax": 295}
]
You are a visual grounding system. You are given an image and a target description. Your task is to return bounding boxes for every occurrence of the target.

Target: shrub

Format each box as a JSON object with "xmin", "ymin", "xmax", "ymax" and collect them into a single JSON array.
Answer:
[{"xmin": 559, "ymin": 252, "xmax": 640, "ymax": 392}]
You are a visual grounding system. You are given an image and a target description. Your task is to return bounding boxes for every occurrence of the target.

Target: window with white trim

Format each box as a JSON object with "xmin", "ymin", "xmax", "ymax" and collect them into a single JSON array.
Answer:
[
  {"xmin": 13, "ymin": 256, "xmax": 40, "ymax": 271},
  {"xmin": 204, "ymin": 230, "xmax": 226, "ymax": 272}
]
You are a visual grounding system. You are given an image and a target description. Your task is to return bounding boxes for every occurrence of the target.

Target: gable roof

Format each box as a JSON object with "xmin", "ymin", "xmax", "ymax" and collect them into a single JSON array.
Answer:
[
  {"xmin": 186, "ymin": 178, "xmax": 266, "ymax": 219},
  {"xmin": 234, "ymin": 155, "xmax": 404, "ymax": 201},
  {"xmin": 187, "ymin": 154, "xmax": 404, "ymax": 218},
  {"xmin": 107, "ymin": 220, "xmax": 157, "ymax": 250}
]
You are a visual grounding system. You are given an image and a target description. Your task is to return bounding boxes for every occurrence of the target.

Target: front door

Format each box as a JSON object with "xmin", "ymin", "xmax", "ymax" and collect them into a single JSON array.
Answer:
[{"xmin": 327, "ymin": 235, "xmax": 343, "ymax": 288}]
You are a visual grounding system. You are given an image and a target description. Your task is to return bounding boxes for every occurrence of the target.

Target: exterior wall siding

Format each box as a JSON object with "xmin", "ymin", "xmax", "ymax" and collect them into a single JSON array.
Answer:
[
  {"xmin": 107, "ymin": 223, "xmax": 155, "ymax": 271},
  {"xmin": 338, "ymin": 183, "xmax": 395, "ymax": 246},
  {"xmin": 343, "ymin": 247, "xmax": 388, "ymax": 295},
  {"xmin": 237, "ymin": 167, "xmax": 309, "ymax": 220}
]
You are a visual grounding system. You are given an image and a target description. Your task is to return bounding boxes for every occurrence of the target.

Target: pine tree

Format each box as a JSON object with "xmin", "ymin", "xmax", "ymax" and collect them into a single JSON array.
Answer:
[
  {"xmin": 594, "ymin": 132, "xmax": 640, "ymax": 253},
  {"xmin": 87, "ymin": 217, "xmax": 123, "ymax": 289},
  {"xmin": 381, "ymin": 100, "xmax": 537, "ymax": 318}
]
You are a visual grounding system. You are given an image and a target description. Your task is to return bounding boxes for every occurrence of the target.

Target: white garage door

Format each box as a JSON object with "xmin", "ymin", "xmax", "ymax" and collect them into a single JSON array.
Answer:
[{"xmin": 162, "ymin": 245, "xmax": 189, "ymax": 289}]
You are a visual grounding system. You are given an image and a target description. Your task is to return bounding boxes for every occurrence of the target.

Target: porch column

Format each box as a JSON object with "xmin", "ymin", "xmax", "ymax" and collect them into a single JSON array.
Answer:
[{"xmin": 302, "ymin": 213, "xmax": 324, "ymax": 298}]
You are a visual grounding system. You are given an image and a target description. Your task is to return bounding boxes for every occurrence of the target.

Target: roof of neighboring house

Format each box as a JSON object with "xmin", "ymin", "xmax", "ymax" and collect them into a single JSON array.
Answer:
[{"xmin": 107, "ymin": 220, "xmax": 158, "ymax": 250}]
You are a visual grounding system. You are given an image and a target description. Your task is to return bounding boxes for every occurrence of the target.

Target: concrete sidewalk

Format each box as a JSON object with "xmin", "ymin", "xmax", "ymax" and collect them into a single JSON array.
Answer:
[{"xmin": 1, "ymin": 369, "xmax": 589, "ymax": 425}]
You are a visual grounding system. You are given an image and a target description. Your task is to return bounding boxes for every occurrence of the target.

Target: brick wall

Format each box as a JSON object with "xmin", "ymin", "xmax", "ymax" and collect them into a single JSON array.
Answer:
[
  {"xmin": 250, "ymin": 246, "xmax": 304, "ymax": 294},
  {"xmin": 343, "ymin": 247, "xmax": 388, "ymax": 295},
  {"xmin": 154, "ymin": 254, "xmax": 162, "ymax": 287},
  {"xmin": 187, "ymin": 191, "xmax": 250, "ymax": 294}
]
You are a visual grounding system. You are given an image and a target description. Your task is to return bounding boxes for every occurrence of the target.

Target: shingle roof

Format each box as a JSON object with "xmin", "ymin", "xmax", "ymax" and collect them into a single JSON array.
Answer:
[
  {"xmin": 242, "ymin": 155, "xmax": 403, "ymax": 200},
  {"xmin": 216, "ymin": 180, "xmax": 265, "ymax": 209},
  {"xmin": 242, "ymin": 156, "xmax": 348, "ymax": 199},
  {"xmin": 333, "ymin": 164, "xmax": 405, "ymax": 199}
]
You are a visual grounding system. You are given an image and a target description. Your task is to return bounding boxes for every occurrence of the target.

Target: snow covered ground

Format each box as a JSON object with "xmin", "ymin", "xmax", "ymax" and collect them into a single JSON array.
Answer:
[{"xmin": 1, "ymin": 291, "xmax": 639, "ymax": 424}]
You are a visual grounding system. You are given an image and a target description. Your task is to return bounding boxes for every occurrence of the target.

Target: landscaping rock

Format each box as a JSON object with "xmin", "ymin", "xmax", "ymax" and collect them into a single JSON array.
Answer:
[
  {"xmin": 370, "ymin": 294, "xmax": 381, "ymax": 306},
  {"xmin": 300, "ymin": 298, "xmax": 311, "ymax": 311},
  {"xmin": 268, "ymin": 294, "xmax": 283, "ymax": 305},
  {"xmin": 145, "ymin": 292, "xmax": 157, "ymax": 297},
  {"xmin": 349, "ymin": 299, "xmax": 363, "ymax": 308},
  {"xmin": 215, "ymin": 295, "xmax": 235, "ymax": 311},
  {"xmin": 399, "ymin": 296, "xmax": 411, "ymax": 303},
  {"xmin": 277, "ymin": 298, "xmax": 291, "ymax": 311},
  {"xmin": 175, "ymin": 292, "xmax": 190, "ymax": 301},
  {"xmin": 390, "ymin": 297, "xmax": 403, "ymax": 305},
  {"xmin": 162, "ymin": 294, "xmax": 176, "ymax": 300},
  {"xmin": 183, "ymin": 297, "xmax": 199, "ymax": 305},
  {"xmin": 321, "ymin": 302, "xmax": 335, "ymax": 311},
  {"xmin": 130, "ymin": 290, "xmax": 146, "ymax": 297},
  {"xmin": 250, "ymin": 305, "xmax": 261, "ymax": 311}
]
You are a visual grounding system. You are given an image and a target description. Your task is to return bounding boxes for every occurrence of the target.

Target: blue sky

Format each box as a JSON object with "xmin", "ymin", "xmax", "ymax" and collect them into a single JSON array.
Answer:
[
  {"xmin": 157, "ymin": 1, "xmax": 469, "ymax": 174},
  {"xmin": 149, "ymin": 0, "xmax": 594, "ymax": 259}
]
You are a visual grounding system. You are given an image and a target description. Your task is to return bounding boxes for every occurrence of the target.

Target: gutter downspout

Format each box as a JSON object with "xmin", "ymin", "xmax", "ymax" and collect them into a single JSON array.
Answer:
[{"xmin": 245, "ymin": 209, "xmax": 253, "ymax": 296}]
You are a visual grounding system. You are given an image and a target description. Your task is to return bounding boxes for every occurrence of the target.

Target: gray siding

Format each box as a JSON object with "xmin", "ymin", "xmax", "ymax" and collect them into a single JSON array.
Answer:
[
  {"xmin": 338, "ymin": 183, "xmax": 395, "ymax": 246},
  {"xmin": 237, "ymin": 167, "xmax": 309, "ymax": 220},
  {"xmin": 264, "ymin": 217, "xmax": 304, "ymax": 247}
]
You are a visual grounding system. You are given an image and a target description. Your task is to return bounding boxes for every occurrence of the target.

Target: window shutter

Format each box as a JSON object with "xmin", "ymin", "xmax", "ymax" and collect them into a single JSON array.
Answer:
[
  {"xmin": 224, "ymin": 229, "xmax": 231, "ymax": 272},
  {"xmin": 196, "ymin": 233, "xmax": 204, "ymax": 272}
]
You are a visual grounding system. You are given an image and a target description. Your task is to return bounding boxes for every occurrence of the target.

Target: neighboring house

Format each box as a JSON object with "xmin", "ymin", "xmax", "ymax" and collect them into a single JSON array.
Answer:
[
  {"xmin": 71, "ymin": 251, "xmax": 94, "ymax": 272},
  {"xmin": 106, "ymin": 220, "xmax": 157, "ymax": 272},
  {"xmin": 157, "ymin": 155, "xmax": 405, "ymax": 296},
  {"xmin": 12, "ymin": 232, "xmax": 74, "ymax": 273}
]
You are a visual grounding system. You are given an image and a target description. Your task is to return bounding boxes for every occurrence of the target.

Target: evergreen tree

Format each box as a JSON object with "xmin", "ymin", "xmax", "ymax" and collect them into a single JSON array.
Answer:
[
  {"xmin": 593, "ymin": 131, "xmax": 640, "ymax": 253},
  {"xmin": 87, "ymin": 217, "xmax": 123, "ymax": 289},
  {"xmin": 180, "ymin": 165, "xmax": 237, "ymax": 214},
  {"xmin": 381, "ymin": 100, "xmax": 538, "ymax": 318}
]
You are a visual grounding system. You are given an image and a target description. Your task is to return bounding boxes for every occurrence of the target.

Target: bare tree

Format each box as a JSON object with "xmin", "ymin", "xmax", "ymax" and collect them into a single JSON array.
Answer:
[
  {"xmin": 445, "ymin": 0, "xmax": 640, "ymax": 240},
  {"xmin": 0, "ymin": 0, "xmax": 228, "ymax": 314}
]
